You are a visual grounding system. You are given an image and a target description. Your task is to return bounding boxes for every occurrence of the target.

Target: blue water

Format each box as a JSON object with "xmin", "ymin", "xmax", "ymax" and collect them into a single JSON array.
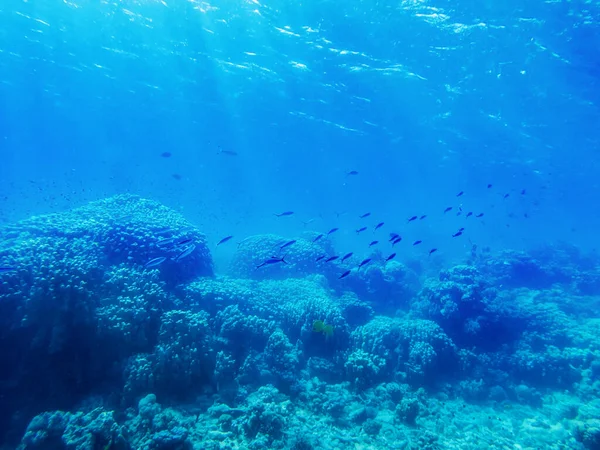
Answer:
[{"xmin": 1, "ymin": 0, "xmax": 600, "ymax": 448}]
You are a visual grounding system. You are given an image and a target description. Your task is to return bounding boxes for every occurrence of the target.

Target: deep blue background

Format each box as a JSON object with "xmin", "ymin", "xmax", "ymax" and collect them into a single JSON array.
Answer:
[{"xmin": 1, "ymin": 0, "xmax": 599, "ymax": 269}]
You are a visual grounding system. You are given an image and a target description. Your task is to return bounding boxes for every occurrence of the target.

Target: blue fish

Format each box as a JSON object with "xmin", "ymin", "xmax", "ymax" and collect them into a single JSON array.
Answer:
[
  {"xmin": 356, "ymin": 227, "xmax": 367, "ymax": 234},
  {"xmin": 316, "ymin": 255, "xmax": 326, "ymax": 262},
  {"xmin": 217, "ymin": 235, "xmax": 234, "ymax": 246},
  {"xmin": 0, "ymin": 267, "xmax": 17, "ymax": 273},
  {"xmin": 444, "ymin": 207, "xmax": 453, "ymax": 214},
  {"xmin": 358, "ymin": 258, "xmax": 371, "ymax": 269},
  {"xmin": 274, "ymin": 211, "xmax": 294, "ymax": 217},
  {"xmin": 420, "ymin": 215, "xmax": 427, "ymax": 220},
  {"xmin": 369, "ymin": 241, "xmax": 378, "ymax": 247},
  {"xmin": 413, "ymin": 240, "xmax": 422, "ymax": 246},
  {"xmin": 144, "ymin": 257, "xmax": 166, "ymax": 268},
  {"xmin": 339, "ymin": 270, "xmax": 352, "ymax": 279},
  {"xmin": 385, "ymin": 253, "xmax": 396, "ymax": 262},
  {"xmin": 389, "ymin": 233, "xmax": 399, "ymax": 241},
  {"xmin": 313, "ymin": 234, "xmax": 324, "ymax": 242},
  {"xmin": 452, "ymin": 231, "xmax": 463, "ymax": 238},
  {"xmin": 325, "ymin": 256, "xmax": 339, "ymax": 263},
  {"xmin": 359, "ymin": 212, "xmax": 371, "ymax": 219},
  {"xmin": 173, "ymin": 244, "xmax": 196, "ymax": 261},
  {"xmin": 456, "ymin": 191, "xmax": 464, "ymax": 197},
  {"xmin": 347, "ymin": 170, "xmax": 359, "ymax": 176},
  {"xmin": 156, "ymin": 238, "xmax": 176, "ymax": 248},
  {"xmin": 341, "ymin": 252, "xmax": 353, "ymax": 262},
  {"xmin": 392, "ymin": 236, "xmax": 402, "ymax": 246},
  {"xmin": 466, "ymin": 212, "xmax": 473, "ymax": 218},
  {"xmin": 327, "ymin": 228, "xmax": 339, "ymax": 236},
  {"xmin": 476, "ymin": 213, "xmax": 484, "ymax": 218},
  {"xmin": 257, "ymin": 256, "xmax": 286, "ymax": 268},
  {"xmin": 280, "ymin": 240, "xmax": 297, "ymax": 250},
  {"xmin": 407, "ymin": 216, "xmax": 418, "ymax": 223},
  {"xmin": 429, "ymin": 248, "xmax": 438, "ymax": 256},
  {"xmin": 374, "ymin": 222, "xmax": 384, "ymax": 231}
]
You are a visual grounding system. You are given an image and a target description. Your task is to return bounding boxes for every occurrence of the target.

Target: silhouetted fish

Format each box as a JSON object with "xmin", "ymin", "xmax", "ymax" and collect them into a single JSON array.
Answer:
[
  {"xmin": 456, "ymin": 191, "xmax": 464, "ymax": 197},
  {"xmin": 392, "ymin": 236, "xmax": 402, "ymax": 246},
  {"xmin": 408, "ymin": 216, "xmax": 418, "ymax": 223},
  {"xmin": 452, "ymin": 231, "xmax": 463, "ymax": 237},
  {"xmin": 160, "ymin": 152, "xmax": 172, "ymax": 158},
  {"xmin": 0, "ymin": 267, "xmax": 17, "ymax": 273},
  {"xmin": 274, "ymin": 211, "xmax": 294, "ymax": 217},
  {"xmin": 356, "ymin": 227, "xmax": 367, "ymax": 234},
  {"xmin": 280, "ymin": 240, "xmax": 297, "ymax": 250},
  {"xmin": 503, "ymin": 193, "xmax": 510, "ymax": 199},
  {"xmin": 341, "ymin": 252, "xmax": 353, "ymax": 262},
  {"xmin": 476, "ymin": 213, "xmax": 484, "ymax": 218},
  {"xmin": 326, "ymin": 256, "xmax": 339, "ymax": 263},
  {"xmin": 466, "ymin": 212, "xmax": 473, "ymax": 218},
  {"xmin": 358, "ymin": 258, "xmax": 371, "ymax": 269},
  {"xmin": 487, "ymin": 184, "xmax": 492, "ymax": 188},
  {"xmin": 339, "ymin": 270, "xmax": 352, "ymax": 279},
  {"xmin": 429, "ymin": 248, "xmax": 437, "ymax": 256},
  {"xmin": 347, "ymin": 170, "xmax": 359, "ymax": 176},
  {"xmin": 420, "ymin": 215, "xmax": 427, "ymax": 220},
  {"xmin": 218, "ymin": 147, "xmax": 238, "ymax": 156},
  {"xmin": 217, "ymin": 236, "xmax": 234, "ymax": 246},
  {"xmin": 444, "ymin": 207, "xmax": 453, "ymax": 214},
  {"xmin": 316, "ymin": 255, "xmax": 326, "ymax": 262},
  {"xmin": 257, "ymin": 257, "xmax": 286, "ymax": 268},
  {"xmin": 389, "ymin": 233, "xmax": 399, "ymax": 241},
  {"xmin": 359, "ymin": 212, "xmax": 371, "ymax": 219},
  {"xmin": 313, "ymin": 234, "xmax": 324, "ymax": 242},
  {"xmin": 413, "ymin": 240, "xmax": 422, "ymax": 246},
  {"xmin": 374, "ymin": 222, "xmax": 384, "ymax": 231},
  {"xmin": 369, "ymin": 241, "xmax": 378, "ymax": 247},
  {"xmin": 385, "ymin": 253, "xmax": 396, "ymax": 262},
  {"xmin": 173, "ymin": 244, "xmax": 196, "ymax": 261},
  {"xmin": 327, "ymin": 228, "xmax": 339, "ymax": 235},
  {"xmin": 156, "ymin": 238, "xmax": 176, "ymax": 248}
]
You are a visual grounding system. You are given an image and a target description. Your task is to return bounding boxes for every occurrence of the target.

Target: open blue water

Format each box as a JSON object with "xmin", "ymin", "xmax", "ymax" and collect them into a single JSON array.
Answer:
[{"xmin": 1, "ymin": 0, "xmax": 599, "ymax": 449}]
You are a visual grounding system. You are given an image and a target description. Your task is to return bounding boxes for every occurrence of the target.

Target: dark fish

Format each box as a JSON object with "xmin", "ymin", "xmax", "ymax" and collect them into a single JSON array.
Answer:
[
  {"xmin": 476, "ymin": 213, "xmax": 484, "ymax": 218},
  {"xmin": 392, "ymin": 236, "xmax": 402, "ymax": 246},
  {"xmin": 487, "ymin": 184, "xmax": 492, "ymax": 188},
  {"xmin": 173, "ymin": 244, "xmax": 196, "ymax": 261},
  {"xmin": 443, "ymin": 207, "xmax": 453, "ymax": 214},
  {"xmin": 313, "ymin": 234, "xmax": 324, "ymax": 242},
  {"xmin": 160, "ymin": 152, "xmax": 172, "ymax": 158},
  {"xmin": 274, "ymin": 211, "xmax": 294, "ymax": 217},
  {"xmin": 466, "ymin": 212, "xmax": 473, "ymax": 218},
  {"xmin": 429, "ymin": 248, "xmax": 437, "ymax": 256},
  {"xmin": 176, "ymin": 238, "xmax": 193, "ymax": 247},
  {"xmin": 369, "ymin": 240, "xmax": 378, "ymax": 247},
  {"xmin": 257, "ymin": 256, "xmax": 286, "ymax": 268},
  {"xmin": 456, "ymin": 211, "xmax": 462, "ymax": 216},
  {"xmin": 218, "ymin": 147, "xmax": 238, "ymax": 156},
  {"xmin": 385, "ymin": 253, "xmax": 396, "ymax": 262},
  {"xmin": 0, "ymin": 267, "xmax": 17, "ymax": 273},
  {"xmin": 374, "ymin": 222, "xmax": 384, "ymax": 231},
  {"xmin": 172, "ymin": 173, "xmax": 182, "ymax": 180},
  {"xmin": 326, "ymin": 256, "xmax": 339, "ymax": 263},
  {"xmin": 452, "ymin": 231, "xmax": 463, "ymax": 238},
  {"xmin": 459, "ymin": 227, "xmax": 465, "ymax": 232},
  {"xmin": 217, "ymin": 235, "xmax": 234, "ymax": 246},
  {"xmin": 358, "ymin": 258, "xmax": 372, "ymax": 269},
  {"xmin": 413, "ymin": 240, "xmax": 422, "ymax": 246},
  {"xmin": 359, "ymin": 212, "xmax": 371, "ymax": 219},
  {"xmin": 389, "ymin": 233, "xmax": 399, "ymax": 241},
  {"xmin": 420, "ymin": 215, "xmax": 427, "ymax": 220},
  {"xmin": 347, "ymin": 170, "xmax": 359, "ymax": 176},
  {"xmin": 280, "ymin": 240, "xmax": 297, "ymax": 250},
  {"xmin": 341, "ymin": 252, "xmax": 353, "ymax": 262},
  {"xmin": 521, "ymin": 189, "xmax": 526, "ymax": 195},
  {"xmin": 503, "ymin": 193, "xmax": 510, "ymax": 199},
  {"xmin": 327, "ymin": 227, "xmax": 339, "ymax": 235},
  {"xmin": 316, "ymin": 255, "xmax": 326, "ymax": 262},
  {"xmin": 407, "ymin": 216, "xmax": 418, "ymax": 223},
  {"xmin": 356, "ymin": 227, "xmax": 367, "ymax": 234},
  {"xmin": 339, "ymin": 270, "xmax": 352, "ymax": 279},
  {"xmin": 456, "ymin": 191, "xmax": 464, "ymax": 197},
  {"xmin": 144, "ymin": 257, "xmax": 167, "ymax": 268}
]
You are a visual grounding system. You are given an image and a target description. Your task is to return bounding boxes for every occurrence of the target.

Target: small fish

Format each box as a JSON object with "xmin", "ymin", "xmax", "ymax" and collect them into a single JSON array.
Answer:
[
  {"xmin": 420, "ymin": 215, "xmax": 427, "ymax": 220},
  {"xmin": 369, "ymin": 240, "xmax": 378, "ymax": 247},
  {"xmin": 341, "ymin": 252, "xmax": 353, "ymax": 262},
  {"xmin": 325, "ymin": 256, "xmax": 339, "ymax": 263},
  {"xmin": 280, "ymin": 240, "xmax": 297, "ymax": 250},
  {"xmin": 160, "ymin": 152, "xmax": 172, "ymax": 158},
  {"xmin": 274, "ymin": 211, "xmax": 294, "ymax": 217},
  {"xmin": 456, "ymin": 191, "xmax": 464, "ymax": 197},
  {"xmin": 176, "ymin": 238, "xmax": 193, "ymax": 247},
  {"xmin": 429, "ymin": 248, "xmax": 437, "ymax": 256},
  {"xmin": 521, "ymin": 189, "xmax": 526, "ymax": 195},
  {"xmin": 173, "ymin": 244, "xmax": 196, "ymax": 261},
  {"xmin": 385, "ymin": 253, "xmax": 396, "ymax": 262},
  {"xmin": 218, "ymin": 147, "xmax": 238, "ymax": 156},
  {"xmin": 0, "ymin": 267, "xmax": 17, "ymax": 273},
  {"xmin": 359, "ymin": 212, "xmax": 371, "ymax": 219},
  {"xmin": 466, "ymin": 212, "xmax": 473, "ymax": 218},
  {"xmin": 172, "ymin": 173, "xmax": 182, "ymax": 180},
  {"xmin": 144, "ymin": 257, "xmax": 167, "ymax": 269},
  {"xmin": 374, "ymin": 222, "xmax": 384, "ymax": 231},
  {"xmin": 458, "ymin": 227, "xmax": 465, "ymax": 232},
  {"xmin": 476, "ymin": 213, "xmax": 484, "ymax": 218},
  {"xmin": 452, "ymin": 231, "xmax": 463, "ymax": 238},
  {"xmin": 347, "ymin": 170, "xmax": 359, "ymax": 176},
  {"xmin": 217, "ymin": 235, "xmax": 234, "ymax": 246},
  {"xmin": 487, "ymin": 184, "xmax": 493, "ymax": 188},
  {"xmin": 392, "ymin": 236, "xmax": 402, "ymax": 246},
  {"xmin": 313, "ymin": 234, "xmax": 324, "ymax": 242},
  {"xmin": 257, "ymin": 256, "xmax": 286, "ymax": 268},
  {"xmin": 327, "ymin": 227, "xmax": 339, "ymax": 235},
  {"xmin": 156, "ymin": 238, "xmax": 176, "ymax": 248},
  {"xmin": 316, "ymin": 255, "xmax": 326, "ymax": 262},
  {"xmin": 443, "ymin": 207, "xmax": 453, "ymax": 214},
  {"xmin": 503, "ymin": 193, "xmax": 510, "ymax": 199},
  {"xmin": 303, "ymin": 218, "xmax": 316, "ymax": 227},
  {"xmin": 407, "ymin": 216, "xmax": 418, "ymax": 223},
  {"xmin": 358, "ymin": 258, "xmax": 371, "ymax": 269},
  {"xmin": 356, "ymin": 227, "xmax": 367, "ymax": 234},
  {"xmin": 413, "ymin": 240, "xmax": 422, "ymax": 246},
  {"xmin": 389, "ymin": 233, "xmax": 399, "ymax": 241},
  {"xmin": 339, "ymin": 270, "xmax": 352, "ymax": 279}
]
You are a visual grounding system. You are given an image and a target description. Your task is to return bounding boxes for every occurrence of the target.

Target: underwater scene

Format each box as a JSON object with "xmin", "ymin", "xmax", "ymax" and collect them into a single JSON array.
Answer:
[{"xmin": 1, "ymin": 0, "xmax": 600, "ymax": 449}]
